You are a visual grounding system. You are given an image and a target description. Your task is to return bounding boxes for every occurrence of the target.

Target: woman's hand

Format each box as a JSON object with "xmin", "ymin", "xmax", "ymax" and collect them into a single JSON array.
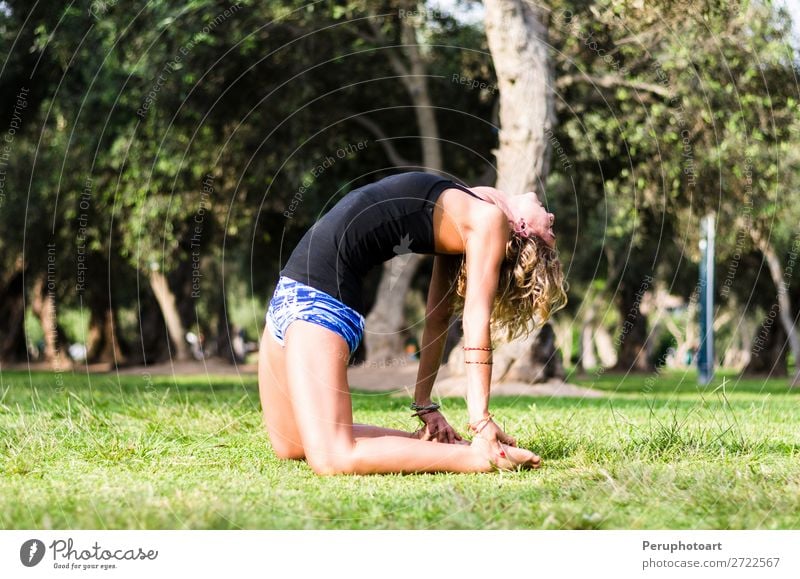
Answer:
[
  {"xmin": 469, "ymin": 416, "xmax": 517, "ymax": 459},
  {"xmin": 412, "ymin": 410, "xmax": 465, "ymax": 444},
  {"xmin": 470, "ymin": 421, "xmax": 541, "ymax": 470}
]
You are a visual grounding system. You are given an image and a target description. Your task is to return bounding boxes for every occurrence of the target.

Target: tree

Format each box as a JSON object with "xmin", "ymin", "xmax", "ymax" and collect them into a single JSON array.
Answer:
[
  {"xmin": 353, "ymin": 1, "xmax": 447, "ymax": 362},
  {"xmin": 477, "ymin": 0, "xmax": 566, "ymax": 383},
  {"xmin": 545, "ymin": 0, "xmax": 799, "ymax": 380}
]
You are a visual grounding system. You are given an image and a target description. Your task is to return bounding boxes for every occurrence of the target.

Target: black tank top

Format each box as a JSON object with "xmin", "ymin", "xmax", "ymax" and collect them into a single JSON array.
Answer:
[{"xmin": 280, "ymin": 172, "xmax": 481, "ymax": 315}]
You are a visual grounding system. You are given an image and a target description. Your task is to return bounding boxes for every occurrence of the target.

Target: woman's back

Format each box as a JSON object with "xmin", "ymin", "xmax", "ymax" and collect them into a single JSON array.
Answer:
[{"xmin": 280, "ymin": 172, "xmax": 474, "ymax": 315}]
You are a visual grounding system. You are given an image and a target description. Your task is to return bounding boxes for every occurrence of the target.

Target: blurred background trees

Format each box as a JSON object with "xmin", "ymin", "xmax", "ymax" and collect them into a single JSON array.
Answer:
[{"xmin": 1, "ymin": 0, "xmax": 798, "ymax": 383}]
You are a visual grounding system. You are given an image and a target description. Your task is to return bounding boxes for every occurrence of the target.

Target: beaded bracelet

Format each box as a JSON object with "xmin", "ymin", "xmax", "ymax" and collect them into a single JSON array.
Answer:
[
  {"xmin": 410, "ymin": 401, "xmax": 440, "ymax": 419},
  {"xmin": 463, "ymin": 344, "xmax": 493, "ymax": 365},
  {"xmin": 410, "ymin": 402, "xmax": 440, "ymax": 412}
]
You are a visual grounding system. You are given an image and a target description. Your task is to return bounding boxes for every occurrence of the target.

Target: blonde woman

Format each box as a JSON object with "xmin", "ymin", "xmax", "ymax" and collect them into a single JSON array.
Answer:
[{"xmin": 259, "ymin": 172, "xmax": 567, "ymax": 475}]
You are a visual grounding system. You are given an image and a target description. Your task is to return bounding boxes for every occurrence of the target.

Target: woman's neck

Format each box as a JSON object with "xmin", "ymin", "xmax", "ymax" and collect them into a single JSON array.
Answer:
[{"xmin": 466, "ymin": 187, "xmax": 516, "ymax": 223}]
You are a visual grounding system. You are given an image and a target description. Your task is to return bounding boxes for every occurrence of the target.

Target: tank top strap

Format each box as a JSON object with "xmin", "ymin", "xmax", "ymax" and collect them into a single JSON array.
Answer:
[
  {"xmin": 446, "ymin": 182, "xmax": 515, "ymax": 222},
  {"xmin": 445, "ymin": 181, "xmax": 484, "ymax": 201}
]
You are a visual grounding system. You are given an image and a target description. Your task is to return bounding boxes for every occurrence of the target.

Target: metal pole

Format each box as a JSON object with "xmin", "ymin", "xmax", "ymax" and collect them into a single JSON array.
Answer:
[{"xmin": 698, "ymin": 213, "xmax": 715, "ymax": 385}]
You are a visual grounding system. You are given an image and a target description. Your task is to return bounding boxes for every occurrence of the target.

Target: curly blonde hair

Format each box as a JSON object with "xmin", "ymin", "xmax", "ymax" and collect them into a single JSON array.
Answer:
[{"xmin": 453, "ymin": 234, "xmax": 568, "ymax": 343}]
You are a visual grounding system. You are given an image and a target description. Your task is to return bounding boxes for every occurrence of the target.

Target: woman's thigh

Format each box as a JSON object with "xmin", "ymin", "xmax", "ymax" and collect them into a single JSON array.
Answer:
[
  {"xmin": 283, "ymin": 320, "xmax": 355, "ymax": 473},
  {"xmin": 258, "ymin": 328, "xmax": 305, "ymax": 459}
]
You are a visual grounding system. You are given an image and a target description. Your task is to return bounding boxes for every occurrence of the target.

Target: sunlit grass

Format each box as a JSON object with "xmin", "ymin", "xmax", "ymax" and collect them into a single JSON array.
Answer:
[{"xmin": 0, "ymin": 370, "xmax": 798, "ymax": 529}]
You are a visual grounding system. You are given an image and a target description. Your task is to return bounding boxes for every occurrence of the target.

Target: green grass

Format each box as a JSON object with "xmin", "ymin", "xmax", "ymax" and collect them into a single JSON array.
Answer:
[{"xmin": 1, "ymin": 369, "xmax": 798, "ymax": 529}]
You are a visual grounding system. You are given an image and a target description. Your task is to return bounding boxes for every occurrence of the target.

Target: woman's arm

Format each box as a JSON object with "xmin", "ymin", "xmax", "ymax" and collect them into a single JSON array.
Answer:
[
  {"xmin": 413, "ymin": 254, "xmax": 461, "ymax": 408},
  {"xmin": 459, "ymin": 206, "xmax": 519, "ymax": 453},
  {"xmin": 461, "ymin": 206, "xmax": 508, "ymax": 422},
  {"xmin": 411, "ymin": 254, "xmax": 466, "ymax": 443}
]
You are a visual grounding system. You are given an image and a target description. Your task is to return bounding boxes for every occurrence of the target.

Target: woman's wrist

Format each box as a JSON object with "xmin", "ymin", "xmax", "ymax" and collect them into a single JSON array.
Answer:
[
  {"xmin": 467, "ymin": 398, "xmax": 490, "ymax": 423},
  {"xmin": 410, "ymin": 401, "xmax": 440, "ymax": 420},
  {"xmin": 468, "ymin": 410, "xmax": 491, "ymax": 423},
  {"xmin": 412, "ymin": 398, "xmax": 434, "ymax": 407}
]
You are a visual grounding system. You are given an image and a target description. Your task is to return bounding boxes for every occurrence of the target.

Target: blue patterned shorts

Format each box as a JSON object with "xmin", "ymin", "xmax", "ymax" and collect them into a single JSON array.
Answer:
[{"xmin": 266, "ymin": 276, "xmax": 365, "ymax": 355}]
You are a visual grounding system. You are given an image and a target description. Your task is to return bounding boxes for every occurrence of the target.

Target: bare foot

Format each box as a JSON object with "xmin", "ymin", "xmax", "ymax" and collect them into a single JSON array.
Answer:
[{"xmin": 471, "ymin": 437, "xmax": 541, "ymax": 471}]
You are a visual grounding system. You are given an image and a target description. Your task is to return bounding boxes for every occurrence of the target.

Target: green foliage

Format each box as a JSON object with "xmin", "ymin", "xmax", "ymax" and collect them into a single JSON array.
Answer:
[
  {"xmin": 546, "ymin": 0, "xmax": 799, "ymax": 335},
  {"xmin": 1, "ymin": 0, "xmax": 798, "ymax": 361}
]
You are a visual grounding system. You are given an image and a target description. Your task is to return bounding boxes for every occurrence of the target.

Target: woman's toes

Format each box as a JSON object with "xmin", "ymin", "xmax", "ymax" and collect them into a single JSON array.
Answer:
[
  {"xmin": 470, "ymin": 437, "xmax": 541, "ymax": 471},
  {"xmin": 500, "ymin": 443, "xmax": 542, "ymax": 470}
]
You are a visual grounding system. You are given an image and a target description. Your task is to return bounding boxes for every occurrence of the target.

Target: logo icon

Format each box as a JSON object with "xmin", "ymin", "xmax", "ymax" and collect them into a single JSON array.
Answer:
[
  {"xmin": 20, "ymin": 539, "xmax": 45, "ymax": 567},
  {"xmin": 389, "ymin": 234, "xmax": 414, "ymax": 291}
]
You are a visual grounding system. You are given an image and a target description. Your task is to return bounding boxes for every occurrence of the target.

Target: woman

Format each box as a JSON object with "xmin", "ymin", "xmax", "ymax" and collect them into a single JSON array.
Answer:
[{"xmin": 259, "ymin": 171, "xmax": 567, "ymax": 475}]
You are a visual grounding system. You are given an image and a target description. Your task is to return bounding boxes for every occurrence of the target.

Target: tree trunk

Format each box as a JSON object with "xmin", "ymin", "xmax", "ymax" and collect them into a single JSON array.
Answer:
[
  {"xmin": 722, "ymin": 310, "xmax": 754, "ymax": 371},
  {"xmin": 502, "ymin": 324, "xmax": 565, "ymax": 382},
  {"xmin": 147, "ymin": 268, "xmax": 190, "ymax": 361},
  {"xmin": 364, "ymin": 3, "xmax": 443, "ymax": 363},
  {"xmin": 0, "ymin": 262, "xmax": 28, "ymax": 362},
  {"xmin": 447, "ymin": 322, "xmax": 565, "ymax": 383},
  {"xmin": 85, "ymin": 254, "xmax": 127, "ymax": 365},
  {"xmin": 214, "ymin": 285, "xmax": 241, "ymax": 364},
  {"xmin": 480, "ymin": 0, "xmax": 563, "ymax": 383},
  {"xmin": 86, "ymin": 304, "xmax": 126, "ymax": 365},
  {"xmin": 577, "ymin": 300, "xmax": 598, "ymax": 372},
  {"xmin": 612, "ymin": 282, "xmax": 654, "ymax": 372},
  {"xmin": 484, "ymin": 0, "xmax": 555, "ymax": 194},
  {"xmin": 743, "ymin": 311, "xmax": 788, "ymax": 377},
  {"xmin": 752, "ymin": 233, "xmax": 800, "ymax": 386},
  {"xmin": 554, "ymin": 316, "xmax": 573, "ymax": 369},
  {"xmin": 674, "ymin": 291, "xmax": 699, "ymax": 368},
  {"xmin": 393, "ymin": 5, "xmax": 443, "ymax": 172},
  {"xmin": 595, "ymin": 324, "xmax": 618, "ymax": 368},
  {"xmin": 137, "ymin": 293, "xmax": 170, "ymax": 364},
  {"xmin": 30, "ymin": 275, "xmax": 69, "ymax": 368},
  {"xmin": 365, "ymin": 253, "xmax": 424, "ymax": 363}
]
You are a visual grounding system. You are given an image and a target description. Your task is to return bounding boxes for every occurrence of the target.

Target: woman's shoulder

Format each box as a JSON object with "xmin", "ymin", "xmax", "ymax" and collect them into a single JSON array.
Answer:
[
  {"xmin": 471, "ymin": 201, "xmax": 509, "ymax": 230},
  {"xmin": 449, "ymin": 191, "xmax": 508, "ymax": 238}
]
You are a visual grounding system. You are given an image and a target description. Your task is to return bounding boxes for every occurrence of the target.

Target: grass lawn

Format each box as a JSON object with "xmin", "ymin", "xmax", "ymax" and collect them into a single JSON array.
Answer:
[{"xmin": 1, "ymin": 368, "xmax": 798, "ymax": 529}]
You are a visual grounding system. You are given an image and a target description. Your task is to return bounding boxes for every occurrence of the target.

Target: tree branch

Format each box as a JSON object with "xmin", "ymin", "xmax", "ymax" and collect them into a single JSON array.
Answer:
[
  {"xmin": 616, "ymin": 24, "xmax": 667, "ymax": 46},
  {"xmin": 364, "ymin": 12, "xmax": 410, "ymax": 78},
  {"xmin": 556, "ymin": 73, "xmax": 672, "ymax": 99},
  {"xmin": 351, "ymin": 115, "xmax": 412, "ymax": 167}
]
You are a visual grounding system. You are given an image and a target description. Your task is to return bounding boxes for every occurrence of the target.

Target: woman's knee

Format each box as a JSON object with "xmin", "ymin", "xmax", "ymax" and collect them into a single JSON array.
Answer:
[
  {"xmin": 270, "ymin": 440, "xmax": 306, "ymax": 461},
  {"xmin": 304, "ymin": 447, "xmax": 356, "ymax": 476}
]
